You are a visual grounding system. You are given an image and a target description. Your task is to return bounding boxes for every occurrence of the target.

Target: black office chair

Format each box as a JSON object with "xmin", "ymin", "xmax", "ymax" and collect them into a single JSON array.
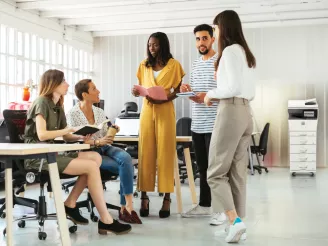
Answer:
[
  {"xmin": 250, "ymin": 123, "xmax": 270, "ymax": 174},
  {"xmin": 0, "ymin": 111, "xmax": 38, "ymax": 219},
  {"xmin": 118, "ymin": 101, "xmax": 140, "ymax": 118},
  {"xmin": 76, "ymin": 171, "xmax": 120, "ymax": 222},
  {"xmin": 49, "ymin": 135, "xmax": 122, "ymax": 222},
  {"xmin": 176, "ymin": 117, "xmax": 199, "ymax": 183},
  {"xmin": 1, "ymin": 110, "xmax": 78, "ymax": 240}
]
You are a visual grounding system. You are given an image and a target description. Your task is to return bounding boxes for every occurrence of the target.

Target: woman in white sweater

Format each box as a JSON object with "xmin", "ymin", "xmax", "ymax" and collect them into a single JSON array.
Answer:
[{"xmin": 204, "ymin": 10, "xmax": 256, "ymax": 243}]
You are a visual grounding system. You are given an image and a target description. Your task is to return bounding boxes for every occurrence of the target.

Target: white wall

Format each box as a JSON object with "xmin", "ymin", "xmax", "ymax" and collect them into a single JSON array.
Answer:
[
  {"xmin": 93, "ymin": 25, "xmax": 328, "ymax": 167},
  {"xmin": 0, "ymin": 0, "xmax": 93, "ymax": 52}
]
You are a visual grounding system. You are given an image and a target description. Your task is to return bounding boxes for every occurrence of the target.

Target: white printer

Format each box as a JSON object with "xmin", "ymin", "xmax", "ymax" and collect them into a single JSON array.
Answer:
[{"xmin": 288, "ymin": 99, "xmax": 318, "ymax": 176}]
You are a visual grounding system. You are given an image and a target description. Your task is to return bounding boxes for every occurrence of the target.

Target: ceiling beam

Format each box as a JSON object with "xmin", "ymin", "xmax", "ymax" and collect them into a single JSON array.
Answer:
[
  {"xmin": 41, "ymin": 0, "xmax": 328, "ymax": 19},
  {"xmin": 80, "ymin": 17, "xmax": 214, "ymax": 32},
  {"xmin": 60, "ymin": 6, "xmax": 328, "ymax": 26},
  {"xmin": 40, "ymin": 1, "xmax": 242, "ymax": 18},
  {"xmin": 17, "ymin": 0, "xmax": 243, "ymax": 10},
  {"xmin": 78, "ymin": 9, "xmax": 328, "ymax": 32},
  {"xmin": 92, "ymin": 17, "xmax": 328, "ymax": 36},
  {"xmin": 61, "ymin": 9, "xmax": 230, "ymax": 26}
]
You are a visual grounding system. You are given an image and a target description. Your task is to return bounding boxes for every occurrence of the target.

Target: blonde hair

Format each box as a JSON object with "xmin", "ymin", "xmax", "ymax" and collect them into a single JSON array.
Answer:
[{"xmin": 38, "ymin": 69, "xmax": 65, "ymax": 106}]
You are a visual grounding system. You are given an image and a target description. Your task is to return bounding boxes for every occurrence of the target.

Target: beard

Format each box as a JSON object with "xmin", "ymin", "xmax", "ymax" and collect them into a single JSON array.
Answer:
[{"xmin": 198, "ymin": 46, "xmax": 209, "ymax": 55}]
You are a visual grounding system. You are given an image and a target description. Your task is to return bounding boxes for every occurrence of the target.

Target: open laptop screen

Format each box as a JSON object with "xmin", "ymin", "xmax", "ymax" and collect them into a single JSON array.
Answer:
[{"xmin": 114, "ymin": 118, "xmax": 140, "ymax": 136}]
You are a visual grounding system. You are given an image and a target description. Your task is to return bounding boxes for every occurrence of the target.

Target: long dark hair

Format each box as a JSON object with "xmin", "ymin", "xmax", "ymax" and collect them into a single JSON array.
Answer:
[
  {"xmin": 145, "ymin": 32, "xmax": 173, "ymax": 67},
  {"xmin": 213, "ymin": 10, "xmax": 256, "ymax": 70}
]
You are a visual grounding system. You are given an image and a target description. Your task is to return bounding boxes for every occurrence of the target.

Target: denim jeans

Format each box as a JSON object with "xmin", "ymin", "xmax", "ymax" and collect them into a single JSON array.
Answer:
[{"xmin": 94, "ymin": 145, "xmax": 134, "ymax": 206}]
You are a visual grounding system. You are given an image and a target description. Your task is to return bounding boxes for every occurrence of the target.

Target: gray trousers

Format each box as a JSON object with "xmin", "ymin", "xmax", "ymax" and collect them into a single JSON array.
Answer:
[{"xmin": 207, "ymin": 97, "xmax": 253, "ymax": 218}]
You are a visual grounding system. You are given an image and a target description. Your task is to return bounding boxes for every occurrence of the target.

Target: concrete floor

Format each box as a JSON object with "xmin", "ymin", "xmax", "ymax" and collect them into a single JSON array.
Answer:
[{"xmin": 0, "ymin": 167, "xmax": 327, "ymax": 246}]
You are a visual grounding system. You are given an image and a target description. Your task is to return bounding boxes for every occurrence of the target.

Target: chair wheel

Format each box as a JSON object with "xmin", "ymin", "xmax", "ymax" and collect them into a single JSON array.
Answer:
[
  {"xmin": 311, "ymin": 172, "xmax": 315, "ymax": 177},
  {"xmin": 265, "ymin": 169, "xmax": 269, "ymax": 173},
  {"xmin": 38, "ymin": 231, "xmax": 47, "ymax": 240},
  {"xmin": 292, "ymin": 172, "xmax": 296, "ymax": 177},
  {"xmin": 91, "ymin": 215, "xmax": 99, "ymax": 222},
  {"xmin": 18, "ymin": 220, "xmax": 26, "ymax": 228},
  {"xmin": 258, "ymin": 170, "xmax": 262, "ymax": 174},
  {"xmin": 180, "ymin": 179, "xmax": 185, "ymax": 184},
  {"xmin": 0, "ymin": 212, "xmax": 6, "ymax": 219},
  {"xmin": 159, "ymin": 193, "xmax": 164, "ymax": 197},
  {"xmin": 69, "ymin": 225, "xmax": 77, "ymax": 233},
  {"xmin": 3, "ymin": 228, "xmax": 6, "ymax": 237},
  {"xmin": 65, "ymin": 188, "xmax": 69, "ymax": 194},
  {"xmin": 133, "ymin": 192, "xmax": 138, "ymax": 198},
  {"xmin": 118, "ymin": 190, "xmax": 120, "ymax": 195}
]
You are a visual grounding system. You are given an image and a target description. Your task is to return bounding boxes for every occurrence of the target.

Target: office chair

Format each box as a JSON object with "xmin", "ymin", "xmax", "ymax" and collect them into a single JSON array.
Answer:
[
  {"xmin": 1, "ymin": 110, "xmax": 78, "ymax": 240},
  {"xmin": 118, "ymin": 101, "xmax": 140, "ymax": 118},
  {"xmin": 250, "ymin": 123, "xmax": 270, "ymax": 174},
  {"xmin": 176, "ymin": 117, "xmax": 199, "ymax": 183},
  {"xmin": 49, "ymin": 132, "xmax": 122, "ymax": 221},
  {"xmin": 76, "ymin": 170, "xmax": 120, "ymax": 222}
]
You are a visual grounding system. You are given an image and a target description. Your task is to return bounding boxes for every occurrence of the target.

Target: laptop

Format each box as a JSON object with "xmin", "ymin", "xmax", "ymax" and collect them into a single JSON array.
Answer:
[{"xmin": 114, "ymin": 118, "xmax": 140, "ymax": 137}]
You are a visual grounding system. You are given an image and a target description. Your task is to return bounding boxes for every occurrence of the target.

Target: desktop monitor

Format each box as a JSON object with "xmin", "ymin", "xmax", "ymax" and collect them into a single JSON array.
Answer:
[{"xmin": 114, "ymin": 118, "xmax": 140, "ymax": 137}]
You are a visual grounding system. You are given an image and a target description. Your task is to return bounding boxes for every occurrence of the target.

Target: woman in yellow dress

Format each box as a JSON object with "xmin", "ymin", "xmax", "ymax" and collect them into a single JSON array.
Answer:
[{"xmin": 132, "ymin": 32, "xmax": 185, "ymax": 218}]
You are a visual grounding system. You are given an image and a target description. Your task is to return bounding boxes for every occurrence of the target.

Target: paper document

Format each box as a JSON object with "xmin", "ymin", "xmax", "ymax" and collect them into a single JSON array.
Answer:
[
  {"xmin": 134, "ymin": 85, "xmax": 168, "ymax": 100},
  {"xmin": 176, "ymin": 92, "xmax": 196, "ymax": 97}
]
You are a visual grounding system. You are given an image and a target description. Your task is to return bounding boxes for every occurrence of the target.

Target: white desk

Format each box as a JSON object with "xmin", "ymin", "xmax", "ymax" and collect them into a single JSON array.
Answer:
[
  {"xmin": 0, "ymin": 143, "xmax": 90, "ymax": 246},
  {"xmin": 114, "ymin": 136, "xmax": 196, "ymax": 213}
]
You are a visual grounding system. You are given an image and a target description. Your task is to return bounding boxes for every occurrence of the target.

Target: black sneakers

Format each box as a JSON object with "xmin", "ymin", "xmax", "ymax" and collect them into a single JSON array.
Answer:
[
  {"xmin": 64, "ymin": 205, "xmax": 89, "ymax": 225},
  {"xmin": 98, "ymin": 219, "xmax": 132, "ymax": 235}
]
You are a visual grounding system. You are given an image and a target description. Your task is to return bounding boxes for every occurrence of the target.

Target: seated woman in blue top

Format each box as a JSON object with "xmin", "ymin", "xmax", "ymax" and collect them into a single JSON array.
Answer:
[
  {"xmin": 66, "ymin": 79, "xmax": 142, "ymax": 224},
  {"xmin": 24, "ymin": 69, "xmax": 131, "ymax": 235}
]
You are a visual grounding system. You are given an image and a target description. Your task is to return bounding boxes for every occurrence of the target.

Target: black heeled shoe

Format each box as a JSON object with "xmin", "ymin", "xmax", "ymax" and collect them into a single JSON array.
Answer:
[
  {"xmin": 65, "ymin": 205, "xmax": 89, "ymax": 225},
  {"xmin": 159, "ymin": 197, "xmax": 171, "ymax": 218},
  {"xmin": 139, "ymin": 196, "xmax": 150, "ymax": 217},
  {"xmin": 98, "ymin": 219, "xmax": 131, "ymax": 235}
]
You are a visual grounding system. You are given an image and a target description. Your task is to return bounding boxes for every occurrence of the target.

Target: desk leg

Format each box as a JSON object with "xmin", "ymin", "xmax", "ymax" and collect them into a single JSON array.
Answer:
[
  {"xmin": 5, "ymin": 160, "xmax": 13, "ymax": 246},
  {"xmin": 48, "ymin": 159, "xmax": 71, "ymax": 246},
  {"xmin": 174, "ymin": 152, "xmax": 183, "ymax": 214},
  {"xmin": 248, "ymin": 146, "xmax": 254, "ymax": 175},
  {"xmin": 183, "ymin": 148, "xmax": 197, "ymax": 205}
]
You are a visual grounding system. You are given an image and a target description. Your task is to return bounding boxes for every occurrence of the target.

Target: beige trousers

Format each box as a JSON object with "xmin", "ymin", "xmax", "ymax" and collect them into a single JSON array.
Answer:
[{"xmin": 207, "ymin": 97, "xmax": 253, "ymax": 218}]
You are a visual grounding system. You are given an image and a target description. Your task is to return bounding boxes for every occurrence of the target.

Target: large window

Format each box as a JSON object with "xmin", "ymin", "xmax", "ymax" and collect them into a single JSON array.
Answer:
[{"xmin": 0, "ymin": 24, "xmax": 93, "ymax": 114}]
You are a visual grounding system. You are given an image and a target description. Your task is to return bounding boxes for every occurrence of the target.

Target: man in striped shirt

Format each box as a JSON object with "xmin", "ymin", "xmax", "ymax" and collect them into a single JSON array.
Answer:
[{"xmin": 180, "ymin": 24, "xmax": 226, "ymax": 225}]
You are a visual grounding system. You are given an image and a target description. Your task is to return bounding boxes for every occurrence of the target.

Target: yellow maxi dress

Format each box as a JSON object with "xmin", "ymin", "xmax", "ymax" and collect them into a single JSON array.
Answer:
[{"xmin": 136, "ymin": 58, "xmax": 185, "ymax": 193}]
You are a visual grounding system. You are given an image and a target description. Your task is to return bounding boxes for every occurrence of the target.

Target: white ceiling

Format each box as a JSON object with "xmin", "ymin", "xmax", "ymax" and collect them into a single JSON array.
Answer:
[{"xmin": 12, "ymin": 0, "xmax": 328, "ymax": 36}]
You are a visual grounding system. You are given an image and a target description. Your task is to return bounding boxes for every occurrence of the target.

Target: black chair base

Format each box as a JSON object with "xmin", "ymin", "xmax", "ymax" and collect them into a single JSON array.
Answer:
[
  {"xmin": 77, "ymin": 192, "xmax": 120, "ymax": 222},
  {"xmin": 253, "ymin": 165, "xmax": 269, "ymax": 174},
  {"xmin": 0, "ymin": 183, "xmax": 39, "ymax": 218},
  {"xmin": 2, "ymin": 187, "xmax": 78, "ymax": 240},
  {"xmin": 62, "ymin": 180, "xmax": 76, "ymax": 194}
]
